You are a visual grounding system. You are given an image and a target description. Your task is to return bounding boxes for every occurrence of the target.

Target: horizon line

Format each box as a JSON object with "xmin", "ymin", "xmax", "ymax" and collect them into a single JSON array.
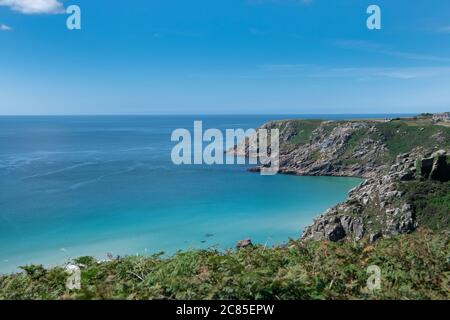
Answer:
[{"xmin": 0, "ymin": 112, "xmax": 419, "ymax": 117}]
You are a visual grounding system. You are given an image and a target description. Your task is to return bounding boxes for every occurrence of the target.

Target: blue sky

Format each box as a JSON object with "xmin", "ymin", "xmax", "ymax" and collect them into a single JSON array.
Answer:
[{"xmin": 0, "ymin": 0, "xmax": 450, "ymax": 115}]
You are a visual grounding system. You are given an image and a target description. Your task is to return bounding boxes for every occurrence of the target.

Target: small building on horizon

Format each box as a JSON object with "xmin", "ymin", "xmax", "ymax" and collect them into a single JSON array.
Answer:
[{"xmin": 432, "ymin": 112, "xmax": 450, "ymax": 121}]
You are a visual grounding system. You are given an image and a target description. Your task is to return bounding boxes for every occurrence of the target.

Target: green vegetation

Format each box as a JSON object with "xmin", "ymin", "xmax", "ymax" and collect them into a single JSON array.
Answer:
[
  {"xmin": 340, "ymin": 119, "xmax": 450, "ymax": 165},
  {"xmin": 279, "ymin": 117, "xmax": 450, "ymax": 167},
  {"xmin": 284, "ymin": 120, "xmax": 323, "ymax": 145},
  {"xmin": 1, "ymin": 229, "xmax": 448, "ymax": 300},
  {"xmin": 375, "ymin": 120, "xmax": 450, "ymax": 160},
  {"xmin": 2, "ymin": 116, "xmax": 448, "ymax": 300},
  {"xmin": 400, "ymin": 180, "xmax": 450, "ymax": 230},
  {"xmin": 340, "ymin": 126, "xmax": 379, "ymax": 165}
]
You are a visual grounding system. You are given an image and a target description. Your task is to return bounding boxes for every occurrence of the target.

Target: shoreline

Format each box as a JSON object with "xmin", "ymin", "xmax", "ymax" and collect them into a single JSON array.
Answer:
[
  {"xmin": 1, "ymin": 114, "xmax": 448, "ymax": 275},
  {"xmin": 0, "ymin": 175, "xmax": 361, "ymax": 275}
]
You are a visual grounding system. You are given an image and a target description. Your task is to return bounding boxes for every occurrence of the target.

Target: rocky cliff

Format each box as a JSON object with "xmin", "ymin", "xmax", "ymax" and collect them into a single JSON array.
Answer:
[
  {"xmin": 230, "ymin": 115, "xmax": 450, "ymax": 242},
  {"xmin": 301, "ymin": 149, "xmax": 449, "ymax": 242}
]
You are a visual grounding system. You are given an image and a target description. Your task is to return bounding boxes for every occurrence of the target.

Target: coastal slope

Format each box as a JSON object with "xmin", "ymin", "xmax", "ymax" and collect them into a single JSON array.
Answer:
[
  {"xmin": 231, "ymin": 115, "xmax": 450, "ymax": 242},
  {"xmin": 1, "ymin": 115, "xmax": 449, "ymax": 300},
  {"xmin": 1, "ymin": 230, "xmax": 448, "ymax": 299}
]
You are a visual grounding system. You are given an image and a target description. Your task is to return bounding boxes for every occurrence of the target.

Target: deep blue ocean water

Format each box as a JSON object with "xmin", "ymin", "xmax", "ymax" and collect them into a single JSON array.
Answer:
[{"xmin": 0, "ymin": 115, "xmax": 408, "ymax": 273}]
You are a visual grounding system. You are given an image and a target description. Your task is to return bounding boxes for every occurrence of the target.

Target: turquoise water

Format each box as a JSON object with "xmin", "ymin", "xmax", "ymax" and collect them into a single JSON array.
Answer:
[{"xmin": 0, "ymin": 115, "xmax": 374, "ymax": 273}]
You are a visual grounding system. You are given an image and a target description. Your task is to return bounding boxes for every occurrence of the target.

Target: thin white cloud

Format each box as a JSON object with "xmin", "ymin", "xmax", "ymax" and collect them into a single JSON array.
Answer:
[
  {"xmin": 262, "ymin": 64, "xmax": 313, "ymax": 72},
  {"xmin": 314, "ymin": 66, "xmax": 450, "ymax": 80},
  {"xmin": 262, "ymin": 64, "xmax": 450, "ymax": 80},
  {"xmin": 437, "ymin": 26, "xmax": 450, "ymax": 34},
  {"xmin": 247, "ymin": 0, "xmax": 312, "ymax": 6},
  {"xmin": 334, "ymin": 39, "xmax": 450, "ymax": 63},
  {"xmin": 0, "ymin": 23, "xmax": 12, "ymax": 31},
  {"xmin": 0, "ymin": 0, "xmax": 64, "ymax": 14}
]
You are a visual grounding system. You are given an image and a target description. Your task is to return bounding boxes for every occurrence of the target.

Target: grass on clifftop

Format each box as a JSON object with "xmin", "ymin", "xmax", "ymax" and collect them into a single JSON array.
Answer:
[
  {"xmin": 281, "ymin": 117, "xmax": 450, "ymax": 159},
  {"xmin": 401, "ymin": 180, "xmax": 450, "ymax": 231},
  {"xmin": 1, "ymin": 229, "xmax": 448, "ymax": 300},
  {"xmin": 376, "ymin": 120, "xmax": 450, "ymax": 159}
]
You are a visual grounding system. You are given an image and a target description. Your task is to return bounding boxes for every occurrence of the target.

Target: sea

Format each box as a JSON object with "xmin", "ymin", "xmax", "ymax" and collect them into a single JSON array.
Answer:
[{"xmin": 0, "ymin": 115, "xmax": 410, "ymax": 273}]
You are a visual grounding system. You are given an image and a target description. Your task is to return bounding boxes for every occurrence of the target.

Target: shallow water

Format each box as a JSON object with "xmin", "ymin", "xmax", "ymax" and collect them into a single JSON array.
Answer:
[{"xmin": 0, "ymin": 115, "xmax": 368, "ymax": 273}]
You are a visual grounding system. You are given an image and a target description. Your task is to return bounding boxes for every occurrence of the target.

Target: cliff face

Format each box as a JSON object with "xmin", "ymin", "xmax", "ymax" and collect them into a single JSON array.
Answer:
[
  {"xmin": 302, "ymin": 149, "xmax": 449, "ymax": 242},
  {"xmin": 231, "ymin": 116, "xmax": 450, "ymax": 242},
  {"xmin": 260, "ymin": 119, "xmax": 388, "ymax": 178}
]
